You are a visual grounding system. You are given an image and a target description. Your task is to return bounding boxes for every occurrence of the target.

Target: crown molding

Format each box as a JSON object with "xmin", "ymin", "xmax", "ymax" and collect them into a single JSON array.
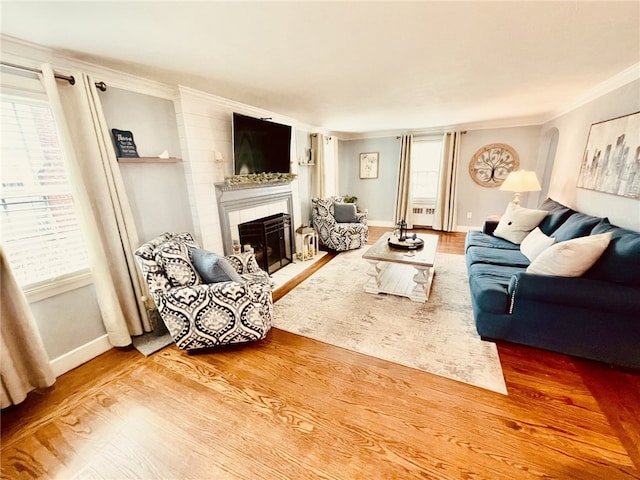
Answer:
[
  {"xmin": 547, "ymin": 62, "xmax": 640, "ymax": 122},
  {"xmin": 1, "ymin": 35, "xmax": 177, "ymax": 100}
]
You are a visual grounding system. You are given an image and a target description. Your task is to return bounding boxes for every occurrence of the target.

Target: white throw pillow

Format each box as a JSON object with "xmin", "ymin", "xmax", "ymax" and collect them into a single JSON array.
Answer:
[
  {"xmin": 520, "ymin": 227, "xmax": 556, "ymax": 262},
  {"xmin": 527, "ymin": 232, "xmax": 612, "ymax": 277},
  {"xmin": 493, "ymin": 203, "xmax": 548, "ymax": 244}
]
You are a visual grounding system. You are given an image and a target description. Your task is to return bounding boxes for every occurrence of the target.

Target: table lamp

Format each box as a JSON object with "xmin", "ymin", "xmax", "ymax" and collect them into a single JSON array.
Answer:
[{"xmin": 499, "ymin": 170, "xmax": 541, "ymax": 206}]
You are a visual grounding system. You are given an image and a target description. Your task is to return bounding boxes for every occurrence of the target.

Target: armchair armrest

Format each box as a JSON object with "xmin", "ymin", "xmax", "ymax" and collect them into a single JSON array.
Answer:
[
  {"xmin": 225, "ymin": 252, "xmax": 263, "ymax": 275},
  {"xmin": 355, "ymin": 210, "xmax": 368, "ymax": 225}
]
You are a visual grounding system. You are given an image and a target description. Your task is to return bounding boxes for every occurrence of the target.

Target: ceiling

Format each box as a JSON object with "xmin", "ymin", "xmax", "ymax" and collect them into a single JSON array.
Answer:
[{"xmin": 1, "ymin": 1, "xmax": 639, "ymax": 134}]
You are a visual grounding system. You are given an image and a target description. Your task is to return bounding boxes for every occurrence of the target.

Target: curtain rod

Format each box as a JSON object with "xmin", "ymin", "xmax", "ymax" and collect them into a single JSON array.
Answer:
[
  {"xmin": 0, "ymin": 61, "xmax": 107, "ymax": 91},
  {"xmin": 396, "ymin": 131, "xmax": 467, "ymax": 139}
]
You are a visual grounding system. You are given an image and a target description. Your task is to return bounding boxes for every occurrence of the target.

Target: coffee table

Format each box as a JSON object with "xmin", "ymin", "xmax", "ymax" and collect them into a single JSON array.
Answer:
[{"xmin": 362, "ymin": 231, "xmax": 439, "ymax": 302}]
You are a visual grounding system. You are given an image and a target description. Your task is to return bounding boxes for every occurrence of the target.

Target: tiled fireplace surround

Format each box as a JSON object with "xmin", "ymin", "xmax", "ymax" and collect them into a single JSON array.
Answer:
[{"xmin": 215, "ymin": 182, "xmax": 294, "ymax": 256}]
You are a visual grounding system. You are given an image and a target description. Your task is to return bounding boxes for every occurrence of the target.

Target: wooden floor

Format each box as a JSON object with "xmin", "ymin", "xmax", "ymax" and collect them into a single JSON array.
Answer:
[{"xmin": 2, "ymin": 227, "xmax": 639, "ymax": 479}]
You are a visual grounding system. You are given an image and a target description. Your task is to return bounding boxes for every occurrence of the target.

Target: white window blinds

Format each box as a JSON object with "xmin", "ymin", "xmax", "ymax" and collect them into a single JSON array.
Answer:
[{"xmin": 1, "ymin": 94, "xmax": 90, "ymax": 288}]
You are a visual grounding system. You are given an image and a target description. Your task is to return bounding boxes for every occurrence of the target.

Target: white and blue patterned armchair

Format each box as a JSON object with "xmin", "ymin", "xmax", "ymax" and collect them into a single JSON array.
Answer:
[
  {"xmin": 134, "ymin": 232, "xmax": 273, "ymax": 351},
  {"xmin": 312, "ymin": 197, "xmax": 368, "ymax": 252}
]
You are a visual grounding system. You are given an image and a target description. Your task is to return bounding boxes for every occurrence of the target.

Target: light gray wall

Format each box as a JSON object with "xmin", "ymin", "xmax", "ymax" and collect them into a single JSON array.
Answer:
[
  {"xmin": 457, "ymin": 125, "xmax": 542, "ymax": 228},
  {"xmin": 339, "ymin": 136, "xmax": 401, "ymax": 225},
  {"xmin": 100, "ymin": 87, "xmax": 193, "ymax": 243},
  {"xmin": 540, "ymin": 79, "xmax": 640, "ymax": 231},
  {"xmin": 30, "ymin": 285, "xmax": 105, "ymax": 360}
]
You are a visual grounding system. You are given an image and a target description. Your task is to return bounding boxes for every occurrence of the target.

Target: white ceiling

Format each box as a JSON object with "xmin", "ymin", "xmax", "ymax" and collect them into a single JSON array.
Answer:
[{"xmin": 2, "ymin": 1, "xmax": 639, "ymax": 134}]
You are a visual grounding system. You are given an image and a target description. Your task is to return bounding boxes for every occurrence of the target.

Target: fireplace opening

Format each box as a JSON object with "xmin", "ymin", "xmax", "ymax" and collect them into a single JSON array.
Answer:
[{"xmin": 238, "ymin": 213, "xmax": 293, "ymax": 275}]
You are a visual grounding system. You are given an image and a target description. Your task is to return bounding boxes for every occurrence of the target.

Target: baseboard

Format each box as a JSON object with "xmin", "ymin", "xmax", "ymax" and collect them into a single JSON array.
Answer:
[{"xmin": 49, "ymin": 334, "xmax": 112, "ymax": 377}]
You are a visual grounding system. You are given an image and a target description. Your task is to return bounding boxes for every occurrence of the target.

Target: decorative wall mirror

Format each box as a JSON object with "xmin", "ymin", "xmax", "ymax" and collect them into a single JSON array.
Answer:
[{"xmin": 469, "ymin": 143, "xmax": 519, "ymax": 187}]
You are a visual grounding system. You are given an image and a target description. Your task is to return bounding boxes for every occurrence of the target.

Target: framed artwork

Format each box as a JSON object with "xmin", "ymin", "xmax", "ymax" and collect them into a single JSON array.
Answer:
[
  {"xmin": 469, "ymin": 143, "xmax": 519, "ymax": 187},
  {"xmin": 359, "ymin": 152, "xmax": 379, "ymax": 179},
  {"xmin": 576, "ymin": 111, "xmax": 640, "ymax": 199}
]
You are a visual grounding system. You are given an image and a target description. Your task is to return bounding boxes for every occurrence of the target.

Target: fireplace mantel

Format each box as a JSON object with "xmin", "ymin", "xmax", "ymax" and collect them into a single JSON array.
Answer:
[{"xmin": 215, "ymin": 182, "xmax": 294, "ymax": 255}]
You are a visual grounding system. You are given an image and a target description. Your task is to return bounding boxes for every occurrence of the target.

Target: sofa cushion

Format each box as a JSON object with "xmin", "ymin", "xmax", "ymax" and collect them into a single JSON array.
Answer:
[
  {"xmin": 467, "ymin": 246, "xmax": 530, "ymax": 268},
  {"xmin": 190, "ymin": 248, "xmax": 243, "ymax": 284},
  {"xmin": 586, "ymin": 220, "xmax": 640, "ymax": 284},
  {"xmin": 527, "ymin": 232, "xmax": 612, "ymax": 277},
  {"xmin": 334, "ymin": 202, "xmax": 358, "ymax": 223},
  {"xmin": 551, "ymin": 212, "xmax": 603, "ymax": 242},
  {"xmin": 537, "ymin": 198, "xmax": 575, "ymax": 235},
  {"xmin": 520, "ymin": 227, "xmax": 556, "ymax": 262},
  {"xmin": 468, "ymin": 263, "xmax": 524, "ymax": 314},
  {"xmin": 493, "ymin": 203, "xmax": 548, "ymax": 244},
  {"xmin": 155, "ymin": 240, "xmax": 201, "ymax": 287},
  {"xmin": 465, "ymin": 230, "xmax": 521, "ymax": 251}
]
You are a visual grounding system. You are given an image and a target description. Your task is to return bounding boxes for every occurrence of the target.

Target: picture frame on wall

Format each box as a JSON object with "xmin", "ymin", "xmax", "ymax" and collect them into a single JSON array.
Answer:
[
  {"xmin": 576, "ymin": 111, "xmax": 640, "ymax": 199},
  {"xmin": 359, "ymin": 152, "xmax": 379, "ymax": 179}
]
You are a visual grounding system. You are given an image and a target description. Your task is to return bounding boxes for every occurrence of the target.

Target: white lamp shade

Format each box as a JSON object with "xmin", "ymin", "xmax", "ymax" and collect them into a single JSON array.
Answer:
[{"xmin": 500, "ymin": 170, "xmax": 541, "ymax": 193}]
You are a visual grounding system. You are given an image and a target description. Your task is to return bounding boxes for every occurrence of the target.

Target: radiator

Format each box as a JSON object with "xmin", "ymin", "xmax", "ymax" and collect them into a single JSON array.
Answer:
[{"xmin": 412, "ymin": 203, "xmax": 435, "ymax": 227}]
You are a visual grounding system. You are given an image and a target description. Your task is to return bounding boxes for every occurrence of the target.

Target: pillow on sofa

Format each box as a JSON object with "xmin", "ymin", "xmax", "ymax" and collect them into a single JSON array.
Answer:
[
  {"xmin": 190, "ymin": 248, "xmax": 243, "ymax": 284},
  {"xmin": 520, "ymin": 227, "xmax": 556, "ymax": 262},
  {"xmin": 527, "ymin": 232, "xmax": 612, "ymax": 277},
  {"xmin": 334, "ymin": 202, "xmax": 358, "ymax": 223},
  {"xmin": 537, "ymin": 198, "xmax": 575, "ymax": 235},
  {"xmin": 551, "ymin": 212, "xmax": 604, "ymax": 242},
  {"xmin": 493, "ymin": 203, "xmax": 548, "ymax": 244}
]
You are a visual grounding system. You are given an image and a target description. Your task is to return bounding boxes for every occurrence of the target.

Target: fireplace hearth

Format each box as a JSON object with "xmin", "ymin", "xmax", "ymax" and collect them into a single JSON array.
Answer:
[{"xmin": 239, "ymin": 213, "xmax": 293, "ymax": 274}]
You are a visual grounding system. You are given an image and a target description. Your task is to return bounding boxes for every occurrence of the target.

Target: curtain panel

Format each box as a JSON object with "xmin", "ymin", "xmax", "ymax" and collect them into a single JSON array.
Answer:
[
  {"xmin": 40, "ymin": 64, "xmax": 149, "ymax": 346},
  {"xmin": 1, "ymin": 245, "xmax": 56, "ymax": 408},
  {"xmin": 311, "ymin": 133, "xmax": 326, "ymax": 198},
  {"xmin": 433, "ymin": 131, "xmax": 462, "ymax": 232},
  {"xmin": 394, "ymin": 133, "xmax": 413, "ymax": 228}
]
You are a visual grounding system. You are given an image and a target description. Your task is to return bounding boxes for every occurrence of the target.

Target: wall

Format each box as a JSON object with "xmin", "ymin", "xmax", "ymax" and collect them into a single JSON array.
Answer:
[
  {"xmin": 540, "ymin": 79, "xmax": 640, "ymax": 231},
  {"xmin": 295, "ymin": 129, "xmax": 313, "ymax": 225},
  {"xmin": 338, "ymin": 136, "xmax": 401, "ymax": 226},
  {"xmin": 174, "ymin": 87, "xmax": 307, "ymax": 254},
  {"xmin": 99, "ymin": 87, "xmax": 193, "ymax": 243},
  {"xmin": 456, "ymin": 125, "xmax": 542, "ymax": 229}
]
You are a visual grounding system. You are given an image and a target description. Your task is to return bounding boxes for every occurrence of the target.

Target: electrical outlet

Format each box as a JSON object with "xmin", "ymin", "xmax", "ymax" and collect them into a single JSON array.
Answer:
[{"xmin": 466, "ymin": 212, "xmax": 473, "ymax": 219}]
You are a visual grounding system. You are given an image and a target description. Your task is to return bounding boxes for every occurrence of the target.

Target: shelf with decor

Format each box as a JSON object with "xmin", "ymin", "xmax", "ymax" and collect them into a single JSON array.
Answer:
[{"xmin": 117, "ymin": 157, "xmax": 181, "ymax": 163}]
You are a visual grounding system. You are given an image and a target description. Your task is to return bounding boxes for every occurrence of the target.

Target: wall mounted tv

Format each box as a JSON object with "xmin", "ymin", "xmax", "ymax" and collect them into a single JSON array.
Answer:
[{"xmin": 233, "ymin": 113, "xmax": 292, "ymax": 175}]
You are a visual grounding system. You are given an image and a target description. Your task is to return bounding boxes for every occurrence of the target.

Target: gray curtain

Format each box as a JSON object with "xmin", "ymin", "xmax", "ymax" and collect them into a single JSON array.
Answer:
[
  {"xmin": 433, "ymin": 131, "xmax": 462, "ymax": 232},
  {"xmin": 1, "ymin": 245, "xmax": 56, "ymax": 408},
  {"xmin": 41, "ymin": 64, "xmax": 150, "ymax": 346},
  {"xmin": 394, "ymin": 133, "xmax": 413, "ymax": 228}
]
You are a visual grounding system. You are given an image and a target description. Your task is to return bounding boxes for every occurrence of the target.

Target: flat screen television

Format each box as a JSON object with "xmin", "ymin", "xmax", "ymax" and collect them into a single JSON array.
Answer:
[{"xmin": 233, "ymin": 113, "xmax": 292, "ymax": 175}]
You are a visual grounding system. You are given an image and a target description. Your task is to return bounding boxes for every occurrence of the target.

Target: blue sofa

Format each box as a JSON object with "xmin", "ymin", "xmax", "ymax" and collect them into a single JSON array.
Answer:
[{"xmin": 465, "ymin": 198, "xmax": 640, "ymax": 368}]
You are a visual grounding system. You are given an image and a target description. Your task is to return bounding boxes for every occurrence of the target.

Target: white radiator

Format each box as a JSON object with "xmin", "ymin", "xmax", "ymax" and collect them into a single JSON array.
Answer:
[{"xmin": 412, "ymin": 201, "xmax": 435, "ymax": 227}]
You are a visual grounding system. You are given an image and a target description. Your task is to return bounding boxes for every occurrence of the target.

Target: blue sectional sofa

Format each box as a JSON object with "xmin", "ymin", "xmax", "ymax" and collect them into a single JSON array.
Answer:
[{"xmin": 465, "ymin": 198, "xmax": 640, "ymax": 368}]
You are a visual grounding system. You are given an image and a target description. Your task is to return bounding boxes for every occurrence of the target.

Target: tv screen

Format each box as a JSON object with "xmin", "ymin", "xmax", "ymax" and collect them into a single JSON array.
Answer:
[{"xmin": 233, "ymin": 113, "xmax": 292, "ymax": 175}]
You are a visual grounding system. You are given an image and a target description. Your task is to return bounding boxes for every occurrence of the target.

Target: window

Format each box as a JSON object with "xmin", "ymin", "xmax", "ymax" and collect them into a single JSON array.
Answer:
[
  {"xmin": 411, "ymin": 138, "xmax": 443, "ymax": 203},
  {"xmin": 0, "ymin": 94, "xmax": 90, "ymax": 290}
]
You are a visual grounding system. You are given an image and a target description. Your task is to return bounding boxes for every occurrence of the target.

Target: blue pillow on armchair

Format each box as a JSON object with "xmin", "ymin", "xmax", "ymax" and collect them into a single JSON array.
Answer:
[{"xmin": 190, "ymin": 248, "xmax": 243, "ymax": 283}]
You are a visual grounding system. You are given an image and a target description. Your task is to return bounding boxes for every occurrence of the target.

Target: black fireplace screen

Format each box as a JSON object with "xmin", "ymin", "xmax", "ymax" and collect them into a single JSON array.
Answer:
[{"xmin": 238, "ymin": 213, "xmax": 293, "ymax": 275}]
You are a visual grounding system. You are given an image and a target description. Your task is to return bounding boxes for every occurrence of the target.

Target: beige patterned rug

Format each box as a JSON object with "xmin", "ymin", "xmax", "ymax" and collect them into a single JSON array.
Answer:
[{"xmin": 273, "ymin": 247, "xmax": 507, "ymax": 394}]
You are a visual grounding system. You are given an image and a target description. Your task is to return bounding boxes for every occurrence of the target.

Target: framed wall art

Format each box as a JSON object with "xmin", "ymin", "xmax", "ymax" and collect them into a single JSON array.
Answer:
[
  {"xmin": 359, "ymin": 152, "xmax": 379, "ymax": 179},
  {"xmin": 576, "ymin": 111, "xmax": 640, "ymax": 199},
  {"xmin": 469, "ymin": 143, "xmax": 519, "ymax": 187}
]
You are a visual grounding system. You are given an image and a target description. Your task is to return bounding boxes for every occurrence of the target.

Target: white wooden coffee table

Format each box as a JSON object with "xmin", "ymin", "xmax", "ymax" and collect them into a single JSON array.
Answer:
[{"xmin": 362, "ymin": 232, "xmax": 439, "ymax": 303}]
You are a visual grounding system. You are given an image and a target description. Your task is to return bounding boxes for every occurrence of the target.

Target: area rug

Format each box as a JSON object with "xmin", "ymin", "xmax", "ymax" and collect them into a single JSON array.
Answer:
[{"xmin": 273, "ymin": 247, "xmax": 507, "ymax": 394}]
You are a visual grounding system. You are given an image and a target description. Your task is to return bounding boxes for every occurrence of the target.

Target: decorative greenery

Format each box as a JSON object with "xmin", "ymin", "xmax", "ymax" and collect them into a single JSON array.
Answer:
[
  {"xmin": 226, "ymin": 172, "xmax": 297, "ymax": 185},
  {"xmin": 341, "ymin": 194, "xmax": 363, "ymax": 213}
]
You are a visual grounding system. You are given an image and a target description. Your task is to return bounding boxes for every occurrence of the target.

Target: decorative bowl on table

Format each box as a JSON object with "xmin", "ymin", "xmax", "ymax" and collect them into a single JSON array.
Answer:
[{"xmin": 388, "ymin": 233, "xmax": 424, "ymax": 250}]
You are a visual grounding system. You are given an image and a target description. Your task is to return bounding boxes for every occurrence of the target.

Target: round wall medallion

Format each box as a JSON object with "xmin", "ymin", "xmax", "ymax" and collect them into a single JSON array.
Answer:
[{"xmin": 469, "ymin": 143, "xmax": 520, "ymax": 187}]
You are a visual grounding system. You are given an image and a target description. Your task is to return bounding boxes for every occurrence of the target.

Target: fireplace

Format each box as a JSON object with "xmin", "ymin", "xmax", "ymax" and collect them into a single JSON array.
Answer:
[{"xmin": 239, "ymin": 213, "xmax": 293, "ymax": 274}]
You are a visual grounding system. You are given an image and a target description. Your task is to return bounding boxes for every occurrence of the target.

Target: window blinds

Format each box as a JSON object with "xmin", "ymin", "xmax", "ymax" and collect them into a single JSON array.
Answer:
[{"xmin": 1, "ymin": 95, "xmax": 90, "ymax": 288}]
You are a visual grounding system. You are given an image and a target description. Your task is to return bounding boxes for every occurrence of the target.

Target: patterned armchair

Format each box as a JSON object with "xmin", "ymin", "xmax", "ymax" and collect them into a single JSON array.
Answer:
[
  {"xmin": 134, "ymin": 232, "xmax": 272, "ymax": 351},
  {"xmin": 312, "ymin": 197, "xmax": 368, "ymax": 251}
]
